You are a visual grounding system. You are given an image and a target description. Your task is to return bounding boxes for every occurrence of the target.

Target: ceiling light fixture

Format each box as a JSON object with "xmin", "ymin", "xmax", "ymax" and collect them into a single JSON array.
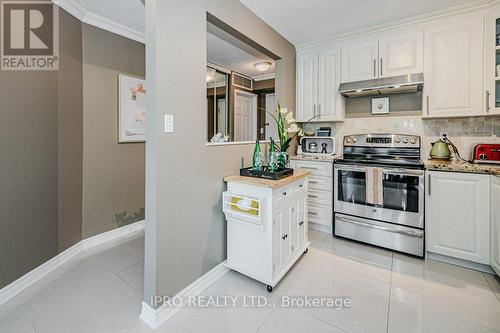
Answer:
[{"xmin": 254, "ymin": 61, "xmax": 272, "ymax": 72}]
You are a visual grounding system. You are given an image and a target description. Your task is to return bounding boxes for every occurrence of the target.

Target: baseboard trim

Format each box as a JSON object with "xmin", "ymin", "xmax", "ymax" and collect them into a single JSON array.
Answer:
[
  {"xmin": 309, "ymin": 223, "xmax": 332, "ymax": 234},
  {"xmin": 140, "ymin": 260, "xmax": 230, "ymax": 329},
  {"xmin": 0, "ymin": 220, "xmax": 145, "ymax": 308},
  {"xmin": 427, "ymin": 252, "xmax": 495, "ymax": 274}
]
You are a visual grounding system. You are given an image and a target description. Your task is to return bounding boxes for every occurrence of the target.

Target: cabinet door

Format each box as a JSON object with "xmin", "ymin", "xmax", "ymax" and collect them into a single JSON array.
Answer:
[
  {"xmin": 485, "ymin": 9, "xmax": 500, "ymax": 114},
  {"xmin": 289, "ymin": 200, "xmax": 298, "ymax": 256},
  {"xmin": 281, "ymin": 203, "xmax": 292, "ymax": 265},
  {"xmin": 426, "ymin": 171, "xmax": 490, "ymax": 264},
  {"xmin": 378, "ymin": 31, "xmax": 423, "ymax": 78},
  {"xmin": 491, "ymin": 176, "xmax": 500, "ymax": 275},
  {"xmin": 423, "ymin": 18, "xmax": 484, "ymax": 118},
  {"xmin": 341, "ymin": 40, "xmax": 379, "ymax": 83},
  {"xmin": 272, "ymin": 208, "xmax": 284, "ymax": 275},
  {"xmin": 297, "ymin": 195, "xmax": 307, "ymax": 250},
  {"xmin": 317, "ymin": 47, "xmax": 343, "ymax": 121},
  {"xmin": 296, "ymin": 51, "xmax": 318, "ymax": 122}
]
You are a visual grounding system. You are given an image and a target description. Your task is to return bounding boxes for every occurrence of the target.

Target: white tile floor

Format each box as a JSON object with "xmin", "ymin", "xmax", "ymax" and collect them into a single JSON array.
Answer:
[{"xmin": 1, "ymin": 230, "xmax": 500, "ymax": 333}]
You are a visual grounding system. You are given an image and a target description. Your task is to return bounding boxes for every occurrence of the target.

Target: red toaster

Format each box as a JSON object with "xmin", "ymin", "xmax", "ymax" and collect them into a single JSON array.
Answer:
[{"xmin": 472, "ymin": 144, "xmax": 500, "ymax": 164}]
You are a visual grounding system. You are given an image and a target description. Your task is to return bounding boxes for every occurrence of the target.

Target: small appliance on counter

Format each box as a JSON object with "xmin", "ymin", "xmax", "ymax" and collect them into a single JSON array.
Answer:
[
  {"xmin": 472, "ymin": 144, "xmax": 500, "ymax": 164},
  {"xmin": 297, "ymin": 127, "xmax": 335, "ymax": 156},
  {"xmin": 429, "ymin": 139, "xmax": 452, "ymax": 160}
]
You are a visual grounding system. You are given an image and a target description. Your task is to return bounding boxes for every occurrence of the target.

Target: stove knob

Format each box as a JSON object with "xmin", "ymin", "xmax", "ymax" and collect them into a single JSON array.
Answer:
[
  {"xmin": 409, "ymin": 138, "xmax": 417, "ymax": 145},
  {"xmin": 394, "ymin": 137, "xmax": 401, "ymax": 143},
  {"xmin": 402, "ymin": 137, "xmax": 409, "ymax": 144},
  {"xmin": 345, "ymin": 137, "xmax": 352, "ymax": 144},
  {"xmin": 352, "ymin": 137, "xmax": 358, "ymax": 143}
]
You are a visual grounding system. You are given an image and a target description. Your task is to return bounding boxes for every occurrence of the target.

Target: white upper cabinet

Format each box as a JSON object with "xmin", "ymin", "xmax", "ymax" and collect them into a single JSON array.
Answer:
[
  {"xmin": 317, "ymin": 47, "xmax": 343, "ymax": 121},
  {"xmin": 485, "ymin": 7, "xmax": 500, "ymax": 115},
  {"xmin": 296, "ymin": 47, "xmax": 343, "ymax": 122},
  {"xmin": 423, "ymin": 18, "xmax": 485, "ymax": 118},
  {"xmin": 341, "ymin": 40, "xmax": 379, "ymax": 82},
  {"xmin": 378, "ymin": 31, "xmax": 423, "ymax": 77},
  {"xmin": 340, "ymin": 32, "xmax": 423, "ymax": 83},
  {"xmin": 296, "ymin": 51, "xmax": 317, "ymax": 122}
]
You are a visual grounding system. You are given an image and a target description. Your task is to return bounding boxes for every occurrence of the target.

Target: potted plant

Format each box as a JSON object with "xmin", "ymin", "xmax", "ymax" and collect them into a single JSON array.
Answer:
[{"xmin": 261, "ymin": 103, "xmax": 317, "ymax": 169}]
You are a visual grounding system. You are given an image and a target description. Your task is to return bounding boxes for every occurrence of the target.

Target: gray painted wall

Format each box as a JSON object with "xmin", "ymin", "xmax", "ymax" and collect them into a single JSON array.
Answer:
[
  {"xmin": 58, "ymin": 10, "xmax": 84, "ymax": 252},
  {"xmin": 82, "ymin": 24, "xmax": 145, "ymax": 238},
  {"xmin": 0, "ymin": 9, "xmax": 80, "ymax": 287},
  {"xmin": 144, "ymin": 0, "xmax": 296, "ymax": 305}
]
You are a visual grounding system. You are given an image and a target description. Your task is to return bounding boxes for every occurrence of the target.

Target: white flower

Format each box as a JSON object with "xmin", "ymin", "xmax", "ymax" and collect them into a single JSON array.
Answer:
[
  {"xmin": 279, "ymin": 107, "xmax": 288, "ymax": 114},
  {"xmin": 285, "ymin": 112, "xmax": 295, "ymax": 124},
  {"xmin": 287, "ymin": 123, "xmax": 299, "ymax": 133}
]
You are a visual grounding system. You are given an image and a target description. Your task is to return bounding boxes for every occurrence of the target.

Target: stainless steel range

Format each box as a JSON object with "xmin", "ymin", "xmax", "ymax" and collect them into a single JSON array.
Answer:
[{"xmin": 334, "ymin": 134, "xmax": 425, "ymax": 257}]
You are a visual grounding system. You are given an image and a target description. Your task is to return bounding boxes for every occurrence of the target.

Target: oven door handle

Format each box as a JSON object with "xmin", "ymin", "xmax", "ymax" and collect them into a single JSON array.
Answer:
[
  {"xmin": 382, "ymin": 169, "xmax": 424, "ymax": 177},
  {"xmin": 337, "ymin": 216, "xmax": 423, "ymax": 238},
  {"xmin": 335, "ymin": 165, "xmax": 367, "ymax": 172}
]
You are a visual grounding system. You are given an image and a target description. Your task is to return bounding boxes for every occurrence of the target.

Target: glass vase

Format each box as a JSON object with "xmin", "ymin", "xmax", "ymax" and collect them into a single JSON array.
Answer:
[{"xmin": 277, "ymin": 152, "xmax": 288, "ymax": 169}]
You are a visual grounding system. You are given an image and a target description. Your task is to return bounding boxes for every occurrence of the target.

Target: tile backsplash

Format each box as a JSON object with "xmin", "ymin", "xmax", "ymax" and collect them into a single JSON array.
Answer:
[{"xmin": 302, "ymin": 115, "xmax": 500, "ymax": 160}]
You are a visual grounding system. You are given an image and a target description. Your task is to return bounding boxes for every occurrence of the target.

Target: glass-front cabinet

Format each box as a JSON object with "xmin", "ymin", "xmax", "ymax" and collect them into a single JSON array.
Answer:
[{"xmin": 488, "ymin": 8, "xmax": 500, "ymax": 114}]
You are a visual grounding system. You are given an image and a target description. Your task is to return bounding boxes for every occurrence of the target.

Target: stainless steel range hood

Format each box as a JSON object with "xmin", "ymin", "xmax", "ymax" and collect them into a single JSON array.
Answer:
[{"xmin": 339, "ymin": 73, "xmax": 424, "ymax": 97}]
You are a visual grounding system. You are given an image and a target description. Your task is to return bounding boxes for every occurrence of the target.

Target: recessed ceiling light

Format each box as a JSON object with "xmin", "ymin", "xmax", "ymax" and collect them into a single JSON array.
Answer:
[{"xmin": 254, "ymin": 61, "xmax": 272, "ymax": 72}]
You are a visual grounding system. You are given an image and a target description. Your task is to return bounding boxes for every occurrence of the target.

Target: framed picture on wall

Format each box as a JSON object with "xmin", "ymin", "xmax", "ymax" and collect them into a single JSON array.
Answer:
[{"xmin": 118, "ymin": 73, "xmax": 146, "ymax": 143}]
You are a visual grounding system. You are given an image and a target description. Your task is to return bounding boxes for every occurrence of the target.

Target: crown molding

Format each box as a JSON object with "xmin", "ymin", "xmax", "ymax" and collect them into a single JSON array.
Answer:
[
  {"xmin": 52, "ymin": 0, "xmax": 146, "ymax": 44},
  {"xmin": 296, "ymin": 0, "xmax": 498, "ymax": 50}
]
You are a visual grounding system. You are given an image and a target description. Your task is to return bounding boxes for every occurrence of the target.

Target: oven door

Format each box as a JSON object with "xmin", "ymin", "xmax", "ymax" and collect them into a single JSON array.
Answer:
[{"xmin": 334, "ymin": 165, "xmax": 424, "ymax": 228}]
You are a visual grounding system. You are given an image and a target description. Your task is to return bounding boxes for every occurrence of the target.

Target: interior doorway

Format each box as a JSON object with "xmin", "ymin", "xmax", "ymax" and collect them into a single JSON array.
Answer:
[{"xmin": 234, "ymin": 90, "xmax": 257, "ymax": 142}]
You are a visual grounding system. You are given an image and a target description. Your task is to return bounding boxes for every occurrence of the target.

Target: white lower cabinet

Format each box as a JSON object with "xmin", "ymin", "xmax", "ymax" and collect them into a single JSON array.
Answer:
[
  {"xmin": 224, "ymin": 176, "xmax": 310, "ymax": 291},
  {"xmin": 290, "ymin": 160, "xmax": 333, "ymax": 231},
  {"xmin": 426, "ymin": 171, "xmax": 490, "ymax": 264},
  {"xmin": 490, "ymin": 175, "xmax": 500, "ymax": 275}
]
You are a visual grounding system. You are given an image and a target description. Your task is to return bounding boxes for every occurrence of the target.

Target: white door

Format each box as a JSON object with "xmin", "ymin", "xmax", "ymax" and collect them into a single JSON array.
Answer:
[
  {"xmin": 426, "ymin": 171, "xmax": 490, "ymax": 264},
  {"xmin": 341, "ymin": 40, "xmax": 379, "ymax": 83},
  {"xmin": 423, "ymin": 18, "xmax": 484, "ymax": 118},
  {"xmin": 378, "ymin": 31, "xmax": 423, "ymax": 78},
  {"xmin": 234, "ymin": 91, "xmax": 257, "ymax": 141},
  {"xmin": 317, "ymin": 47, "xmax": 343, "ymax": 121},
  {"xmin": 296, "ymin": 51, "xmax": 317, "ymax": 122},
  {"xmin": 265, "ymin": 93, "xmax": 278, "ymax": 140},
  {"xmin": 491, "ymin": 175, "xmax": 500, "ymax": 275}
]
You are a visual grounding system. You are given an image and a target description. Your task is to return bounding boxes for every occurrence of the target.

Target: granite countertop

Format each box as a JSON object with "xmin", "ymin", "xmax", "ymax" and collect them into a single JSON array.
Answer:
[
  {"xmin": 424, "ymin": 159, "xmax": 500, "ymax": 176},
  {"xmin": 290, "ymin": 154, "xmax": 338, "ymax": 163},
  {"xmin": 224, "ymin": 169, "xmax": 311, "ymax": 188}
]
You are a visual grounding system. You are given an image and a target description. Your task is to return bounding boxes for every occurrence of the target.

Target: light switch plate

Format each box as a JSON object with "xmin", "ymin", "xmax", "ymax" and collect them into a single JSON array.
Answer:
[
  {"xmin": 164, "ymin": 114, "xmax": 174, "ymax": 133},
  {"xmin": 372, "ymin": 97, "xmax": 389, "ymax": 114}
]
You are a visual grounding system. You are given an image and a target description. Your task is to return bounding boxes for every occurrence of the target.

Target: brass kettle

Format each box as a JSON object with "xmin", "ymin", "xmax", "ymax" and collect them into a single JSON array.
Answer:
[{"xmin": 430, "ymin": 139, "xmax": 451, "ymax": 160}]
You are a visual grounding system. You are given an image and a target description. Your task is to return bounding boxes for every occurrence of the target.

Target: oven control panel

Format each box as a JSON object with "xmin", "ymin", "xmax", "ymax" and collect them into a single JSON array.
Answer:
[{"xmin": 343, "ymin": 134, "xmax": 420, "ymax": 148}]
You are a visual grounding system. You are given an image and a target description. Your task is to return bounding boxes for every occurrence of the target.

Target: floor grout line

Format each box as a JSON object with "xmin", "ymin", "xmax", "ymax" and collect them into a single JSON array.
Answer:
[{"xmin": 385, "ymin": 253, "xmax": 394, "ymax": 333}]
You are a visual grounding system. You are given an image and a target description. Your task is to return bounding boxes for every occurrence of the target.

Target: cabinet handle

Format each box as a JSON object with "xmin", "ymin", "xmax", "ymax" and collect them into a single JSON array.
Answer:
[
  {"xmin": 282, "ymin": 192, "xmax": 287, "ymax": 196},
  {"xmin": 373, "ymin": 59, "xmax": 376, "ymax": 77},
  {"xmin": 380, "ymin": 58, "xmax": 383, "ymax": 77},
  {"xmin": 309, "ymin": 212, "xmax": 318, "ymax": 216},
  {"xmin": 299, "ymin": 184, "xmax": 303, "ymax": 188},
  {"xmin": 318, "ymin": 104, "xmax": 321, "ymax": 117},
  {"xmin": 428, "ymin": 174, "xmax": 431, "ymax": 196},
  {"xmin": 299, "ymin": 221, "xmax": 304, "ymax": 226},
  {"xmin": 313, "ymin": 104, "xmax": 317, "ymax": 117},
  {"xmin": 309, "ymin": 181, "xmax": 318, "ymax": 184},
  {"xmin": 426, "ymin": 95, "xmax": 430, "ymax": 115},
  {"xmin": 308, "ymin": 194, "xmax": 318, "ymax": 198},
  {"xmin": 282, "ymin": 235, "xmax": 286, "ymax": 240},
  {"xmin": 486, "ymin": 90, "xmax": 490, "ymax": 113},
  {"xmin": 300, "ymin": 166, "xmax": 318, "ymax": 170}
]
